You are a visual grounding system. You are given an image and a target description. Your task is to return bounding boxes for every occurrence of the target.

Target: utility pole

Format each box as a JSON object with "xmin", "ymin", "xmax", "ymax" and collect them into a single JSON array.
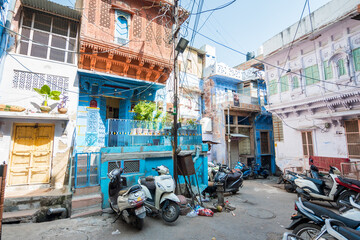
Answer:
[
  {"xmin": 173, "ymin": 0, "xmax": 179, "ymax": 185},
  {"xmin": 227, "ymin": 106, "xmax": 231, "ymax": 167}
]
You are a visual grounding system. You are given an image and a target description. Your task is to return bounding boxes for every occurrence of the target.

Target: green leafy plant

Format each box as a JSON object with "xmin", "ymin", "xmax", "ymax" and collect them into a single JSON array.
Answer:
[
  {"xmin": 133, "ymin": 101, "xmax": 162, "ymax": 122},
  {"xmin": 186, "ymin": 119, "xmax": 197, "ymax": 130},
  {"xmin": 34, "ymin": 85, "xmax": 61, "ymax": 106}
]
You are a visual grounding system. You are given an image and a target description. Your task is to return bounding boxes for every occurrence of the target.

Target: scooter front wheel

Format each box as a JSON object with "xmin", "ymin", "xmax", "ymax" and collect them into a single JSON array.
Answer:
[{"xmin": 161, "ymin": 200, "xmax": 180, "ymax": 223}]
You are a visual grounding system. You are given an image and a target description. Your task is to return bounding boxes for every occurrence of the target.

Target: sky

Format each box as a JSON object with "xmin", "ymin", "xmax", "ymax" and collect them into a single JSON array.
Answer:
[{"xmin": 52, "ymin": 0, "xmax": 331, "ymax": 67}]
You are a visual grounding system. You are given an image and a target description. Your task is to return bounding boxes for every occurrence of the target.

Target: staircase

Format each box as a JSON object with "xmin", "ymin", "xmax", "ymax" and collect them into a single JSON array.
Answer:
[
  {"xmin": 71, "ymin": 186, "xmax": 102, "ymax": 218},
  {"xmin": 3, "ymin": 187, "xmax": 72, "ymax": 223}
]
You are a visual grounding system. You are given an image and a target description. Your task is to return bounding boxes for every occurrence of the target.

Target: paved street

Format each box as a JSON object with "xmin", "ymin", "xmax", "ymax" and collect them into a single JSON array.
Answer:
[{"xmin": 3, "ymin": 178, "xmax": 304, "ymax": 240}]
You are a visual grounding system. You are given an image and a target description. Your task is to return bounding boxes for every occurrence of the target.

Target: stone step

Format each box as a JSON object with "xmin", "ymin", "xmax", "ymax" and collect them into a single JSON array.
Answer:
[
  {"xmin": 71, "ymin": 204, "xmax": 102, "ymax": 219},
  {"xmin": 4, "ymin": 193, "xmax": 72, "ymax": 213},
  {"xmin": 2, "ymin": 209, "xmax": 40, "ymax": 224},
  {"xmin": 71, "ymin": 193, "xmax": 102, "ymax": 209},
  {"xmin": 73, "ymin": 186, "xmax": 101, "ymax": 197}
]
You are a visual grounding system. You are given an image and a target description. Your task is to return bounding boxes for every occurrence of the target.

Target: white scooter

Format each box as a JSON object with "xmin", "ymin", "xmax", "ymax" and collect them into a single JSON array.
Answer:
[
  {"xmin": 108, "ymin": 167, "xmax": 147, "ymax": 230},
  {"xmin": 138, "ymin": 165, "xmax": 180, "ymax": 223},
  {"xmin": 295, "ymin": 165, "xmax": 343, "ymax": 206}
]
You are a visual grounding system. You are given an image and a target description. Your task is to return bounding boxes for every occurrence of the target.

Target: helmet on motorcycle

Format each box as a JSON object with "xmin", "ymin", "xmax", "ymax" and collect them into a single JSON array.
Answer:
[{"xmin": 156, "ymin": 165, "xmax": 169, "ymax": 175}]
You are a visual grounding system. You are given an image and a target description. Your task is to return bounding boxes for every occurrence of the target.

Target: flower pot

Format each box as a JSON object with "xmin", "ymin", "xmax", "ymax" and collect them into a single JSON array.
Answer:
[
  {"xmin": 40, "ymin": 105, "xmax": 51, "ymax": 113},
  {"xmin": 58, "ymin": 108, "xmax": 68, "ymax": 114}
]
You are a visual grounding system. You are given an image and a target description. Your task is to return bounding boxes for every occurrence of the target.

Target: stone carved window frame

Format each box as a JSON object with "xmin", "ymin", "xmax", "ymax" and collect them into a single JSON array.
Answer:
[
  {"xmin": 328, "ymin": 50, "xmax": 350, "ymax": 83},
  {"xmin": 114, "ymin": 10, "xmax": 131, "ymax": 46}
]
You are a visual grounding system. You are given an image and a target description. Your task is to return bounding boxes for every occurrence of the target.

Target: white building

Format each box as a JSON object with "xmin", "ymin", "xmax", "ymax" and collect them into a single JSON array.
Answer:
[
  {"xmin": 0, "ymin": 0, "xmax": 80, "ymax": 191},
  {"xmin": 263, "ymin": 0, "xmax": 360, "ymax": 170}
]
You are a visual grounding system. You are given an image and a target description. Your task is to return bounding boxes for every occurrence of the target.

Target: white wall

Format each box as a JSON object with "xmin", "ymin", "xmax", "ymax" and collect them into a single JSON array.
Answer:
[{"xmin": 0, "ymin": 53, "xmax": 78, "ymax": 174}]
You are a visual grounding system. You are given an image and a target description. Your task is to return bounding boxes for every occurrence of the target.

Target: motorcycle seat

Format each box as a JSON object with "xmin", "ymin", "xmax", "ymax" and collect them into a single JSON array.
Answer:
[
  {"xmin": 339, "ymin": 176, "xmax": 360, "ymax": 188},
  {"xmin": 118, "ymin": 184, "xmax": 142, "ymax": 195},
  {"xmin": 303, "ymin": 201, "xmax": 360, "ymax": 229},
  {"xmin": 227, "ymin": 171, "xmax": 242, "ymax": 181},
  {"xmin": 140, "ymin": 177, "xmax": 156, "ymax": 191},
  {"xmin": 336, "ymin": 226, "xmax": 360, "ymax": 240},
  {"xmin": 305, "ymin": 177, "xmax": 324, "ymax": 186}
]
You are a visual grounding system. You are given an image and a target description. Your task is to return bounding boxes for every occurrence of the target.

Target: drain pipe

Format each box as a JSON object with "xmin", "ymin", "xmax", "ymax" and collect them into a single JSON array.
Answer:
[
  {"xmin": 47, "ymin": 207, "xmax": 67, "ymax": 216},
  {"xmin": 193, "ymin": 145, "xmax": 200, "ymax": 163}
]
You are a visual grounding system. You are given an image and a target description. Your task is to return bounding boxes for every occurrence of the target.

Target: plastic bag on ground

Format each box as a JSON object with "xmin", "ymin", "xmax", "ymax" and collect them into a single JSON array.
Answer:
[
  {"xmin": 186, "ymin": 210, "xmax": 198, "ymax": 218},
  {"xmin": 198, "ymin": 208, "xmax": 214, "ymax": 217}
]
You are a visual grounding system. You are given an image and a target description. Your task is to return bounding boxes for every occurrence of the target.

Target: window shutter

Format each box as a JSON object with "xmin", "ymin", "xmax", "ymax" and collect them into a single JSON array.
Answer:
[{"xmin": 272, "ymin": 116, "xmax": 284, "ymax": 142}]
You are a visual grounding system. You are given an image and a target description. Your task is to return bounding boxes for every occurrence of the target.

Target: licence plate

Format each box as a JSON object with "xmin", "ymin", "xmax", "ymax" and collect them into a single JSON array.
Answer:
[{"xmin": 135, "ymin": 206, "xmax": 145, "ymax": 215}]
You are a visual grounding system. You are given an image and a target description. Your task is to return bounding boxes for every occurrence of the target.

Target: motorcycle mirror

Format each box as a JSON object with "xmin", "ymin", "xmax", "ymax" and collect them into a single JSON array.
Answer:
[{"xmin": 116, "ymin": 161, "xmax": 120, "ymax": 168}]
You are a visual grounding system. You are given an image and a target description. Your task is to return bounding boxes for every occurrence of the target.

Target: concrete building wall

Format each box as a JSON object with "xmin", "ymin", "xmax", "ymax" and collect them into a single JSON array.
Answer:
[
  {"xmin": 263, "ymin": 0, "xmax": 360, "ymax": 169},
  {"xmin": 0, "ymin": 53, "xmax": 79, "ymax": 188},
  {"xmin": 263, "ymin": 0, "xmax": 359, "ymax": 57}
]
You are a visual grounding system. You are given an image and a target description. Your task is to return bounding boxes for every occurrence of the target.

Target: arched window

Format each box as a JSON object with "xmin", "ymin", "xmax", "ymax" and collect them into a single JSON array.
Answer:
[{"xmin": 115, "ymin": 11, "xmax": 130, "ymax": 44}]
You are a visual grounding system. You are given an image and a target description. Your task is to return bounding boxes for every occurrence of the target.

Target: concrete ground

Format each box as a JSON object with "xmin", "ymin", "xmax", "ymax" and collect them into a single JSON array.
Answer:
[{"xmin": 3, "ymin": 177, "xmax": 308, "ymax": 240}]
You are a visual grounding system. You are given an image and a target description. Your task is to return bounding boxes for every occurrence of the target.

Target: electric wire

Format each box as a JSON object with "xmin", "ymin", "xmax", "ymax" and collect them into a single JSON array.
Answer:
[{"xmin": 185, "ymin": 25, "xmax": 360, "ymax": 90}]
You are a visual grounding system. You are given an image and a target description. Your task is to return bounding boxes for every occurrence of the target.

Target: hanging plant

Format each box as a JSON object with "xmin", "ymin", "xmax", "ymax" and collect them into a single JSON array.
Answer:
[{"xmin": 33, "ymin": 85, "xmax": 61, "ymax": 113}]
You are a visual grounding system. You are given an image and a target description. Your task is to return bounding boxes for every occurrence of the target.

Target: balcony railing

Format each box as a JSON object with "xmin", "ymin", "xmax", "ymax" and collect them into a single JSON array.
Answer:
[
  {"xmin": 216, "ymin": 92, "xmax": 261, "ymax": 111},
  {"xmin": 107, "ymin": 119, "xmax": 202, "ymax": 147}
]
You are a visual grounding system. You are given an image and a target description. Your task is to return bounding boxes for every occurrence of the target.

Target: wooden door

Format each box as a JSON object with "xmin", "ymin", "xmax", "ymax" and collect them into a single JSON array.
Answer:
[{"xmin": 9, "ymin": 124, "xmax": 54, "ymax": 185}]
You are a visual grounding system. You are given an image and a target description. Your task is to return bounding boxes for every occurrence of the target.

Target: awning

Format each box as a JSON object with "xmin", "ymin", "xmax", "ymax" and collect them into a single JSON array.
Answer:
[
  {"xmin": 77, "ymin": 69, "xmax": 165, "ymax": 90},
  {"xmin": 229, "ymin": 133, "xmax": 249, "ymax": 139},
  {"xmin": 21, "ymin": 0, "xmax": 81, "ymax": 21}
]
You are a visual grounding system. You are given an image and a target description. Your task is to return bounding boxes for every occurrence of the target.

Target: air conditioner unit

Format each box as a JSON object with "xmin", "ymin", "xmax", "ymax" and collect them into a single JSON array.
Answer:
[{"xmin": 200, "ymin": 117, "xmax": 212, "ymax": 132}]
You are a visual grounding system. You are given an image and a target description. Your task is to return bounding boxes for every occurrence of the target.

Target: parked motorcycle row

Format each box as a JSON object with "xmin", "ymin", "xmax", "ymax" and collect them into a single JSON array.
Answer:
[
  {"xmin": 279, "ymin": 161, "xmax": 360, "ymax": 239},
  {"xmin": 107, "ymin": 163, "xmax": 180, "ymax": 230}
]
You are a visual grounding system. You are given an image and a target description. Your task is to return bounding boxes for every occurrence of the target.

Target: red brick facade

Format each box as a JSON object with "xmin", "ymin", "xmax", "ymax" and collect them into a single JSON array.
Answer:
[{"xmin": 78, "ymin": 0, "xmax": 178, "ymax": 83}]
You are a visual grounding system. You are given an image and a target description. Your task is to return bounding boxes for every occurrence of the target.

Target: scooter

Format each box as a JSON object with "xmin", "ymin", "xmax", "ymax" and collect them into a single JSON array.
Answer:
[
  {"xmin": 335, "ymin": 176, "xmax": 360, "ymax": 208},
  {"xmin": 108, "ymin": 167, "xmax": 147, "ymax": 230},
  {"xmin": 138, "ymin": 165, "xmax": 181, "ymax": 223},
  {"xmin": 237, "ymin": 161, "xmax": 269, "ymax": 179},
  {"xmin": 287, "ymin": 197, "xmax": 360, "ymax": 238},
  {"xmin": 283, "ymin": 219, "xmax": 360, "ymax": 240},
  {"xmin": 295, "ymin": 166, "xmax": 344, "ymax": 205},
  {"xmin": 204, "ymin": 164, "xmax": 243, "ymax": 196}
]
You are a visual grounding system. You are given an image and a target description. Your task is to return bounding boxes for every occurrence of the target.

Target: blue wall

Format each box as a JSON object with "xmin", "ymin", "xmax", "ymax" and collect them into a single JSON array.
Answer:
[{"xmin": 99, "ymin": 144, "xmax": 208, "ymax": 208}]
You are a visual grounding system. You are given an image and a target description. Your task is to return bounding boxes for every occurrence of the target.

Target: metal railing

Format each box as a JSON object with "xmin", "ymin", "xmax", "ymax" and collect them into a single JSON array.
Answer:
[
  {"xmin": 216, "ymin": 92, "xmax": 260, "ymax": 110},
  {"xmin": 107, "ymin": 119, "xmax": 202, "ymax": 147},
  {"xmin": 74, "ymin": 152, "xmax": 101, "ymax": 188}
]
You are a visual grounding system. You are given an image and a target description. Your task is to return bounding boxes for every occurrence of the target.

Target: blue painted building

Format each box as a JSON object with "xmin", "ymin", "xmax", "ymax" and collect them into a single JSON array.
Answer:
[
  {"xmin": 202, "ymin": 45, "xmax": 275, "ymax": 173},
  {"xmin": 73, "ymin": 70, "xmax": 208, "ymax": 208}
]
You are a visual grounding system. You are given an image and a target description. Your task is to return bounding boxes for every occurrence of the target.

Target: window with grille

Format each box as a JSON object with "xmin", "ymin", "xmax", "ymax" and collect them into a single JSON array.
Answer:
[
  {"xmin": 12, "ymin": 70, "xmax": 69, "ymax": 92},
  {"xmin": 272, "ymin": 116, "xmax": 284, "ymax": 142},
  {"xmin": 304, "ymin": 65, "xmax": 320, "ymax": 85},
  {"xmin": 260, "ymin": 131, "xmax": 270, "ymax": 154},
  {"xmin": 323, "ymin": 60, "xmax": 333, "ymax": 80},
  {"xmin": 280, "ymin": 75, "xmax": 289, "ymax": 92},
  {"xmin": 353, "ymin": 48, "xmax": 360, "ymax": 72},
  {"xmin": 345, "ymin": 120, "xmax": 360, "ymax": 159},
  {"xmin": 108, "ymin": 161, "xmax": 121, "ymax": 173},
  {"xmin": 337, "ymin": 59, "xmax": 346, "ymax": 77},
  {"xmin": 124, "ymin": 160, "xmax": 140, "ymax": 173},
  {"xmin": 302, "ymin": 131, "xmax": 314, "ymax": 157},
  {"xmin": 18, "ymin": 8, "xmax": 78, "ymax": 64}
]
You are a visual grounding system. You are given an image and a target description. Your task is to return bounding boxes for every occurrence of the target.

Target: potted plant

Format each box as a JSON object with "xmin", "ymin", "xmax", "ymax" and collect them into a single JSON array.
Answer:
[
  {"xmin": 133, "ymin": 101, "xmax": 163, "ymax": 134},
  {"xmin": 186, "ymin": 119, "xmax": 197, "ymax": 135},
  {"xmin": 57, "ymin": 95, "xmax": 69, "ymax": 114},
  {"xmin": 33, "ymin": 85, "xmax": 61, "ymax": 113}
]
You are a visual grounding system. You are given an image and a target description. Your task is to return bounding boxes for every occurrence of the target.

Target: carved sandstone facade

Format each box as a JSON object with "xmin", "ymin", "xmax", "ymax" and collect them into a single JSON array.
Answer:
[{"xmin": 77, "ymin": 0, "xmax": 177, "ymax": 83}]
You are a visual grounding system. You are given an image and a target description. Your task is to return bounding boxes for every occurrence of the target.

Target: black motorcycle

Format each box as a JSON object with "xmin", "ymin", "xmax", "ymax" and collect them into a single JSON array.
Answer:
[{"xmin": 203, "ymin": 165, "xmax": 243, "ymax": 196}]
